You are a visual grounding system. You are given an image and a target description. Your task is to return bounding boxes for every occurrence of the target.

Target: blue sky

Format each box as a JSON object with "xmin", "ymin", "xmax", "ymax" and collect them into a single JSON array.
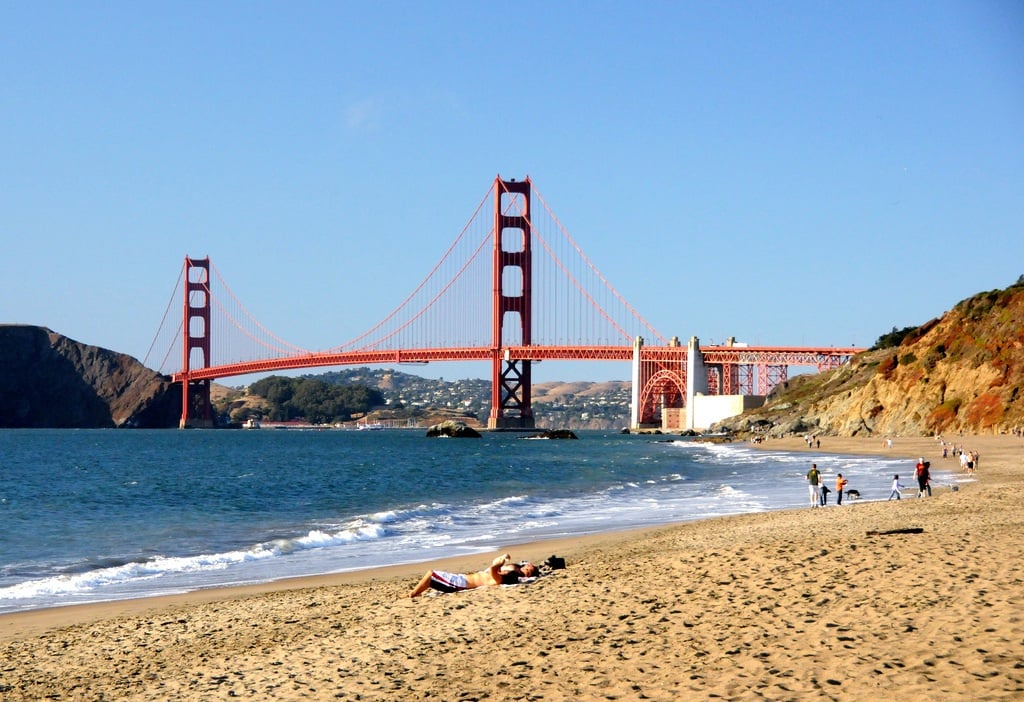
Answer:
[{"xmin": 2, "ymin": 2, "xmax": 1022, "ymax": 382}]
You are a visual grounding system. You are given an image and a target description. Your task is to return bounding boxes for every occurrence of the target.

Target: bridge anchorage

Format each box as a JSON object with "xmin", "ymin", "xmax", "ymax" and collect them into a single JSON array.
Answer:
[{"xmin": 166, "ymin": 176, "xmax": 864, "ymax": 430}]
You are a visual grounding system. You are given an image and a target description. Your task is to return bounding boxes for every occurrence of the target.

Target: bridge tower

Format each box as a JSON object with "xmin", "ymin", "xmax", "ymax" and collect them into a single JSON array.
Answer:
[
  {"xmin": 179, "ymin": 256, "xmax": 214, "ymax": 428},
  {"xmin": 488, "ymin": 177, "xmax": 535, "ymax": 430}
]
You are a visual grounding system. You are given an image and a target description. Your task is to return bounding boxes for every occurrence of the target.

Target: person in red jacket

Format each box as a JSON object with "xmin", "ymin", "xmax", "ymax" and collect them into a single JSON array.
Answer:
[{"xmin": 915, "ymin": 458, "xmax": 932, "ymax": 497}]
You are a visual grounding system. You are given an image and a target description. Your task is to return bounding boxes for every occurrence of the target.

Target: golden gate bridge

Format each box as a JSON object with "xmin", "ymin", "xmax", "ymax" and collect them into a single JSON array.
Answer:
[{"xmin": 145, "ymin": 176, "xmax": 863, "ymax": 430}]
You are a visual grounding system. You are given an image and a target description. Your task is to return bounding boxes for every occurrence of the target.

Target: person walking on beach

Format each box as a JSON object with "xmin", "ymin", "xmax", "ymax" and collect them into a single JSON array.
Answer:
[
  {"xmin": 806, "ymin": 463, "xmax": 822, "ymax": 508},
  {"xmin": 408, "ymin": 553, "xmax": 538, "ymax": 597},
  {"xmin": 819, "ymin": 481, "xmax": 830, "ymax": 506},
  {"xmin": 915, "ymin": 458, "xmax": 931, "ymax": 497},
  {"xmin": 888, "ymin": 474, "xmax": 904, "ymax": 500},
  {"xmin": 835, "ymin": 473, "xmax": 848, "ymax": 506}
]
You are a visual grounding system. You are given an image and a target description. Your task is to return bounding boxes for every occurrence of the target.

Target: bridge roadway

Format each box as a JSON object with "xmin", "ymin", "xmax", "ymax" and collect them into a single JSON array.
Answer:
[
  {"xmin": 172, "ymin": 344, "xmax": 864, "ymax": 383},
  {"xmin": 173, "ymin": 346, "xmax": 634, "ymax": 382}
]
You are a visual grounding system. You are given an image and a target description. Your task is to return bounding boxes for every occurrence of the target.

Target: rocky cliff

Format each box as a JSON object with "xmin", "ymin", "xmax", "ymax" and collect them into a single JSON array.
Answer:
[
  {"xmin": 714, "ymin": 281, "xmax": 1024, "ymax": 438},
  {"xmin": 0, "ymin": 325, "xmax": 180, "ymax": 428}
]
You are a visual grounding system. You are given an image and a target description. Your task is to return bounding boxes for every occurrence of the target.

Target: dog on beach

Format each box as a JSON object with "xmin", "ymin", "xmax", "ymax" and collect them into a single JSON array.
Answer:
[{"xmin": 845, "ymin": 489, "xmax": 861, "ymax": 500}]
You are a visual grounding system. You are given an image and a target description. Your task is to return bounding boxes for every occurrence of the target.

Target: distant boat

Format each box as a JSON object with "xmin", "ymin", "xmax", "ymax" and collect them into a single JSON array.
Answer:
[
  {"xmin": 242, "ymin": 418, "xmax": 261, "ymax": 430},
  {"xmin": 357, "ymin": 422, "xmax": 385, "ymax": 431}
]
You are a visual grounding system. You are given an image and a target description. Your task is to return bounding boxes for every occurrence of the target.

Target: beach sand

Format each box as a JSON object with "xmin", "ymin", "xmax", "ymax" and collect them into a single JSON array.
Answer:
[{"xmin": 2, "ymin": 435, "xmax": 1023, "ymax": 700}]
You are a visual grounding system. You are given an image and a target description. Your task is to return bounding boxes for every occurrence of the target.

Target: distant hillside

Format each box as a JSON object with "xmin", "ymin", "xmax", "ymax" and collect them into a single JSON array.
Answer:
[
  {"xmin": 532, "ymin": 380, "xmax": 631, "ymax": 429},
  {"xmin": 311, "ymin": 369, "xmax": 632, "ymax": 430},
  {"xmin": 0, "ymin": 325, "xmax": 179, "ymax": 428},
  {"xmin": 715, "ymin": 279, "xmax": 1024, "ymax": 437},
  {"xmin": 219, "ymin": 368, "xmax": 632, "ymax": 430}
]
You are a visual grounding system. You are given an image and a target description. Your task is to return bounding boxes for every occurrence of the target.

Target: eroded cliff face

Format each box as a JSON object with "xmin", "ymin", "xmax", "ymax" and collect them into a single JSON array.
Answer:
[
  {"xmin": 715, "ymin": 283, "xmax": 1024, "ymax": 438},
  {"xmin": 0, "ymin": 325, "xmax": 180, "ymax": 428}
]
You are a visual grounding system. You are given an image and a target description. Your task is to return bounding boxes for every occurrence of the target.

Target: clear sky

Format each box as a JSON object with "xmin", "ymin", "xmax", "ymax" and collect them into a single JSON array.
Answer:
[{"xmin": 3, "ymin": 2, "xmax": 1022, "ymax": 383}]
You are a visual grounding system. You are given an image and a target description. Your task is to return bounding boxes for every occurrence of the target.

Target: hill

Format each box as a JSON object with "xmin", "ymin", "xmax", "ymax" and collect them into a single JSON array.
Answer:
[
  {"xmin": 714, "ymin": 280, "xmax": 1024, "ymax": 438},
  {"xmin": 219, "ymin": 369, "xmax": 632, "ymax": 430},
  {"xmin": 0, "ymin": 325, "xmax": 179, "ymax": 428}
]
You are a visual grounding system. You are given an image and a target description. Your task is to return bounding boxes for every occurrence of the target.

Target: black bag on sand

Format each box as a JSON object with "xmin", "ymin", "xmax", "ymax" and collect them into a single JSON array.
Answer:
[{"xmin": 544, "ymin": 555, "xmax": 566, "ymax": 570}]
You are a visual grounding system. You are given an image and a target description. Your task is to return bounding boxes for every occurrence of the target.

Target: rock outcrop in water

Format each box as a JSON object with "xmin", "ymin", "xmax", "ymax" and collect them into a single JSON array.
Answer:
[
  {"xmin": 0, "ymin": 325, "xmax": 180, "ymax": 428},
  {"xmin": 524, "ymin": 429, "xmax": 579, "ymax": 440},
  {"xmin": 425, "ymin": 419, "xmax": 482, "ymax": 438}
]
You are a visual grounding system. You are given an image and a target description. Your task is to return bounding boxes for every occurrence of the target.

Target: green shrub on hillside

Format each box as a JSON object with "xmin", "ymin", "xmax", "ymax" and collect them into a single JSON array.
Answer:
[
  {"xmin": 922, "ymin": 344, "xmax": 946, "ymax": 371},
  {"xmin": 877, "ymin": 354, "xmax": 898, "ymax": 377},
  {"xmin": 247, "ymin": 376, "xmax": 384, "ymax": 423},
  {"xmin": 871, "ymin": 326, "xmax": 918, "ymax": 350},
  {"xmin": 927, "ymin": 397, "xmax": 963, "ymax": 432}
]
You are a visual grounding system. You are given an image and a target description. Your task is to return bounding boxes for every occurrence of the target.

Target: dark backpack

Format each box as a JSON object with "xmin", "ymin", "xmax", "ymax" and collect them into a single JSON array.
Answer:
[{"xmin": 544, "ymin": 555, "xmax": 566, "ymax": 570}]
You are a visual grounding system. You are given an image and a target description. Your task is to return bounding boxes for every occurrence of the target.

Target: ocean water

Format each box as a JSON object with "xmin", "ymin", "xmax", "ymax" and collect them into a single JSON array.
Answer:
[{"xmin": 0, "ymin": 429, "xmax": 946, "ymax": 614}]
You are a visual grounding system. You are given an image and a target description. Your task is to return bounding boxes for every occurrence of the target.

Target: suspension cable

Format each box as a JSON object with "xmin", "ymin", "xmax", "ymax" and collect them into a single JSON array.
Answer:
[
  {"xmin": 210, "ymin": 262, "xmax": 311, "ymax": 355},
  {"xmin": 143, "ymin": 264, "xmax": 184, "ymax": 368},
  {"xmin": 330, "ymin": 180, "xmax": 494, "ymax": 351},
  {"xmin": 532, "ymin": 183, "xmax": 667, "ymax": 344}
]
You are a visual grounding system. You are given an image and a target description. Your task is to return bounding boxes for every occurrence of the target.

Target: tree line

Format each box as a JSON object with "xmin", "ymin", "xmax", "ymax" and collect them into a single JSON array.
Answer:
[{"xmin": 248, "ymin": 376, "xmax": 385, "ymax": 424}]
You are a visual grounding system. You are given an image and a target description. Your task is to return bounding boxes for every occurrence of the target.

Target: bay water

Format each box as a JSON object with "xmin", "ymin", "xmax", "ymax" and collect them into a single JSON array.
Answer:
[{"xmin": 0, "ymin": 429, "xmax": 933, "ymax": 614}]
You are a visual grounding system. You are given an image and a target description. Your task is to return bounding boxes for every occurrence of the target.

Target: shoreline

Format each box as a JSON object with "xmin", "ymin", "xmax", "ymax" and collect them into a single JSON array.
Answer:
[
  {"xmin": 0, "ymin": 435, "xmax": 1007, "ymax": 633},
  {"xmin": 3, "ymin": 434, "xmax": 1022, "ymax": 700},
  {"xmin": 0, "ymin": 434, "xmax": 947, "ymax": 635},
  {"xmin": 0, "ymin": 526, "xmax": 660, "ymax": 641}
]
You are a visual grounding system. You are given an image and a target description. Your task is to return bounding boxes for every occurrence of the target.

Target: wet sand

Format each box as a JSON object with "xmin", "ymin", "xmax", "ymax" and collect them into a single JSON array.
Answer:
[{"xmin": 2, "ymin": 434, "xmax": 1022, "ymax": 700}]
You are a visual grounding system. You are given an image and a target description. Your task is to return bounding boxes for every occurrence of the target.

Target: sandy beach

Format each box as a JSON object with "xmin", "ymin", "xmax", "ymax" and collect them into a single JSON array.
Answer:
[{"xmin": 2, "ymin": 434, "xmax": 1022, "ymax": 701}]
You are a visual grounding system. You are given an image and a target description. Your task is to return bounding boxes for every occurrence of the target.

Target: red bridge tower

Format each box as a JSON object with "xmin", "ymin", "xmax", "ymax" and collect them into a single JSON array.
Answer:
[
  {"xmin": 489, "ymin": 177, "xmax": 535, "ymax": 430},
  {"xmin": 179, "ymin": 256, "xmax": 214, "ymax": 428}
]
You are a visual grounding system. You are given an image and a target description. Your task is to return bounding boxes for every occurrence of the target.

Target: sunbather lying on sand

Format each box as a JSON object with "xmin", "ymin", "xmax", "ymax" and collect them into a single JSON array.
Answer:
[{"xmin": 408, "ymin": 553, "xmax": 538, "ymax": 597}]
